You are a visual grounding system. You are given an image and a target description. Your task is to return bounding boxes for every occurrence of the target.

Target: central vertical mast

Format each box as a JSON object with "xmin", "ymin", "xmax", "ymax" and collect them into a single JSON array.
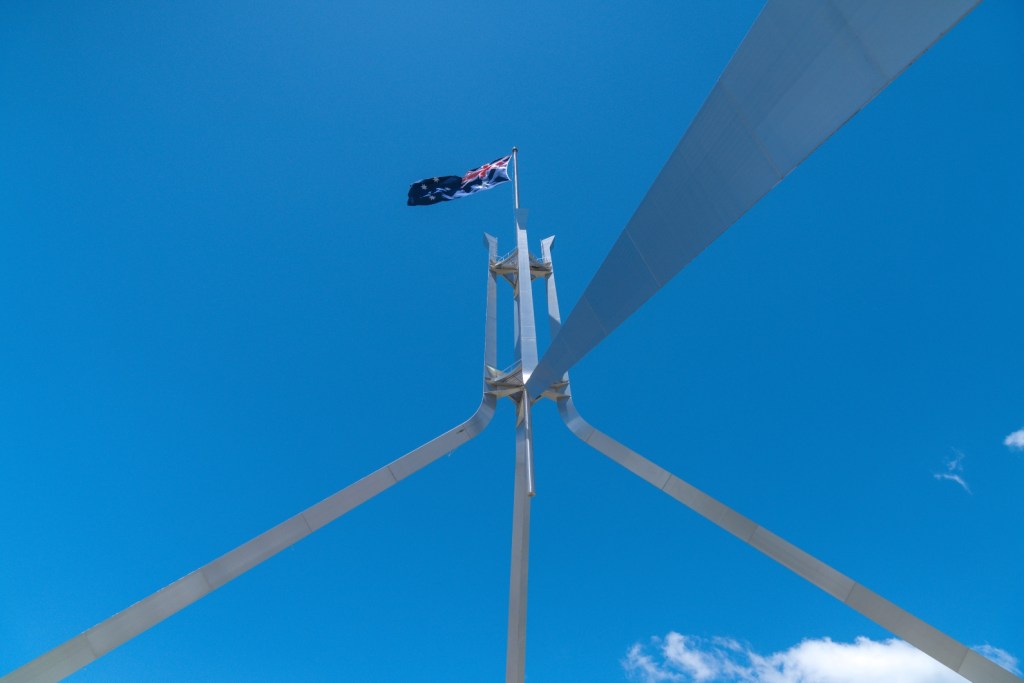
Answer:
[
  {"xmin": 512, "ymin": 147, "xmax": 538, "ymax": 377},
  {"xmin": 506, "ymin": 146, "xmax": 536, "ymax": 683}
]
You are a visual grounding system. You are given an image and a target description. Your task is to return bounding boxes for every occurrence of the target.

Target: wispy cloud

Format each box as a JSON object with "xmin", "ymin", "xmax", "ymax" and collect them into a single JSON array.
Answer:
[
  {"xmin": 933, "ymin": 448, "xmax": 971, "ymax": 494},
  {"xmin": 1004, "ymin": 428, "xmax": 1024, "ymax": 451},
  {"xmin": 623, "ymin": 633, "xmax": 1020, "ymax": 683}
]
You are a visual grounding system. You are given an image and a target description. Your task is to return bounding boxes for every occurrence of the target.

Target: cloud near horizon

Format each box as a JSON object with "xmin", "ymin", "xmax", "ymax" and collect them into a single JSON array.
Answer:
[
  {"xmin": 623, "ymin": 633, "xmax": 1020, "ymax": 683},
  {"xmin": 1004, "ymin": 429, "xmax": 1024, "ymax": 451}
]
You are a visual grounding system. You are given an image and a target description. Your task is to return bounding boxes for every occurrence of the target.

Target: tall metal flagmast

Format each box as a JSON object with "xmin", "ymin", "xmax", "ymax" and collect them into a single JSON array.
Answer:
[
  {"xmin": 505, "ymin": 145, "xmax": 535, "ymax": 683},
  {"xmin": 5, "ymin": 143, "xmax": 1022, "ymax": 683},
  {"xmin": 6, "ymin": 4, "xmax": 1022, "ymax": 682}
]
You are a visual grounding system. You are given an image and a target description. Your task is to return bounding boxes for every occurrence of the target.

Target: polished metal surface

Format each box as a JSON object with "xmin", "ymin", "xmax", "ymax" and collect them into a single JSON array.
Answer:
[
  {"xmin": 538, "ymin": 236, "xmax": 1021, "ymax": 683},
  {"xmin": 560, "ymin": 409, "xmax": 1021, "ymax": 683},
  {"xmin": 484, "ymin": 233, "xmax": 500, "ymax": 370},
  {"xmin": 561, "ymin": 404, "xmax": 1021, "ymax": 683},
  {"xmin": 527, "ymin": 0, "xmax": 982, "ymax": 397},
  {"xmin": 505, "ymin": 406, "xmax": 533, "ymax": 683},
  {"xmin": 513, "ymin": 209, "xmax": 538, "ymax": 380},
  {"xmin": 504, "ymin": 180, "xmax": 538, "ymax": 681},
  {"xmin": 2, "ymin": 239, "xmax": 502, "ymax": 683},
  {"xmin": 6, "ymin": 8, "xmax": 1006, "ymax": 675}
]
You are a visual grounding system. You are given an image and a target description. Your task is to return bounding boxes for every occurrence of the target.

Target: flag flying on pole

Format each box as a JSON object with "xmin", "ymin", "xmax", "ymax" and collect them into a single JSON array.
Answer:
[{"xmin": 407, "ymin": 154, "xmax": 511, "ymax": 206}]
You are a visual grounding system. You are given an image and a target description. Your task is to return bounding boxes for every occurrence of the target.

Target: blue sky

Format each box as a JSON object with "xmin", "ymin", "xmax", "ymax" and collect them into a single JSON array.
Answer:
[{"xmin": 2, "ymin": 2, "xmax": 1022, "ymax": 681}]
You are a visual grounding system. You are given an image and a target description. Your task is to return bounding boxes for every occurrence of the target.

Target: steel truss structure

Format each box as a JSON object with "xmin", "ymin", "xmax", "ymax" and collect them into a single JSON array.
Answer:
[
  {"xmin": 5, "ymin": 2, "xmax": 1018, "ymax": 682},
  {"xmin": 7, "ymin": 206, "xmax": 1020, "ymax": 683}
]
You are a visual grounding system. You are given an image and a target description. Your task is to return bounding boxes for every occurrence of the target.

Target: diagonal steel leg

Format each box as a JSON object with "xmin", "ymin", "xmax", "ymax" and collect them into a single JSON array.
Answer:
[
  {"xmin": 558, "ymin": 399, "xmax": 1021, "ymax": 683},
  {"xmin": 537, "ymin": 236, "xmax": 1021, "ymax": 683},
  {"xmin": 3, "ymin": 235, "xmax": 505, "ymax": 683},
  {"xmin": 4, "ymin": 410, "xmax": 495, "ymax": 683}
]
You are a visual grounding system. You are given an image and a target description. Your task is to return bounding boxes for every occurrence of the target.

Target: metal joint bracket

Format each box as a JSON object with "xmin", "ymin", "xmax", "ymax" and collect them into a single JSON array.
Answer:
[
  {"xmin": 485, "ymin": 362, "xmax": 530, "ymax": 426},
  {"xmin": 491, "ymin": 249, "xmax": 552, "ymax": 296},
  {"xmin": 535, "ymin": 379, "xmax": 568, "ymax": 403}
]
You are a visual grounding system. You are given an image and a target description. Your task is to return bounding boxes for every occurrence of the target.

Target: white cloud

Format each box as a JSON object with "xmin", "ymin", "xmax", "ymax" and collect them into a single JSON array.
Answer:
[
  {"xmin": 661, "ymin": 633, "xmax": 719, "ymax": 681},
  {"xmin": 933, "ymin": 449, "xmax": 971, "ymax": 494},
  {"xmin": 624, "ymin": 643, "xmax": 683, "ymax": 682},
  {"xmin": 932, "ymin": 472, "xmax": 970, "ymax": 494},
  {"xmin": 1004, "ymin": 428, "xmax": 1024, "ymax": 451},
  {"xmin": 622, "ymin": 633, "xmax": 1020, "ymax": 683}
]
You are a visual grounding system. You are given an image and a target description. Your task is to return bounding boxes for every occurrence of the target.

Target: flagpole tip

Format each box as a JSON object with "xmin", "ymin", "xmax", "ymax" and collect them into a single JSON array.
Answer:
[{"xmin": 512, "ymin": 146, "xmax": 518, "ymax": 153}]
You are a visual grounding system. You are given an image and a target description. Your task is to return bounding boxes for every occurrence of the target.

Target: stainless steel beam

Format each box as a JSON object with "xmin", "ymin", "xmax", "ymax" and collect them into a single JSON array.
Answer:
[
  {"xmin": 3, "ymin": 236, "xmax": 503, "ymax": 683},
  {"xmin": 504, "ymin": 204, "xmax": 538, "ymax": 683},
  {"xmin": 527, "ymin": 0, "xmax": 983, "ymax": 397},
  {"xmin": 558, "ymin": 400, "xmax": 1022, "ymax": 683},
  {"xmin": 4, "ymin": 414, "xmax": 495, "ymax": 683},
  {"xmin": 505, "ymin": 400, "xmax": 533, "ymax": 683},
  {"xmin": 514, "ymin": 208, "xmax": 538, "ymax": 380}
]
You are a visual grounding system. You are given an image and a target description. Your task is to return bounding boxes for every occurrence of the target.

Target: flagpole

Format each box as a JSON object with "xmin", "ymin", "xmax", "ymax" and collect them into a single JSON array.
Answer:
[
  {"xmin": 512, "ymin": 147, "xmax": 520, "ymax": 211},
  {"xmin": 505, "ymin": 143, "xmax": 535, "ymax": 683},
  {"xmin": 509, "ymin": 145, "xmax": 535, "ymax": 491}
]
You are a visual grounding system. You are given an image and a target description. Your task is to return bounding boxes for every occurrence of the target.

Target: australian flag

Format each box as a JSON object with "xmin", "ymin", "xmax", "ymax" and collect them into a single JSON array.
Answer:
[{"xmin": 407, "ymin": 154, "xmax": 512, "ymax": 206}]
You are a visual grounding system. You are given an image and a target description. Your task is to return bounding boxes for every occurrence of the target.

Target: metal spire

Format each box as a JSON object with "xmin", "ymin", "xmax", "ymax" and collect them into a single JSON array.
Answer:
[
  {"xmin": 5, "ymin": 5, "xmax": 1016, "ymax": 683},
  {"xmin": 505, "ymin": 145, "xmax": 535, "ymax": 683}
]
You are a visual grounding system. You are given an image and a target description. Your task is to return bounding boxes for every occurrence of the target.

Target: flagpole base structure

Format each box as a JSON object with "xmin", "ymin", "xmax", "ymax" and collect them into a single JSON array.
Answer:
[{"xmin": 8, "ymin": 151, "xmax": 1019, "ymax": 683}]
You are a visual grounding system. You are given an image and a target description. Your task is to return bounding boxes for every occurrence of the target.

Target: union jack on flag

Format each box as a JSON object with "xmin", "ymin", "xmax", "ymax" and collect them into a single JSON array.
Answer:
[{"xmin": 407, "ymin": 154, "xmax": 512, "ymax": 206}]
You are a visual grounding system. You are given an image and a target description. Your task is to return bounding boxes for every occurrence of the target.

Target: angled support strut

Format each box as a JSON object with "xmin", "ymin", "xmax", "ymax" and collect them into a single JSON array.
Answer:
[{"xmin": 3, "ymin": 236, "xmax": 503, "ymax": 683}]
